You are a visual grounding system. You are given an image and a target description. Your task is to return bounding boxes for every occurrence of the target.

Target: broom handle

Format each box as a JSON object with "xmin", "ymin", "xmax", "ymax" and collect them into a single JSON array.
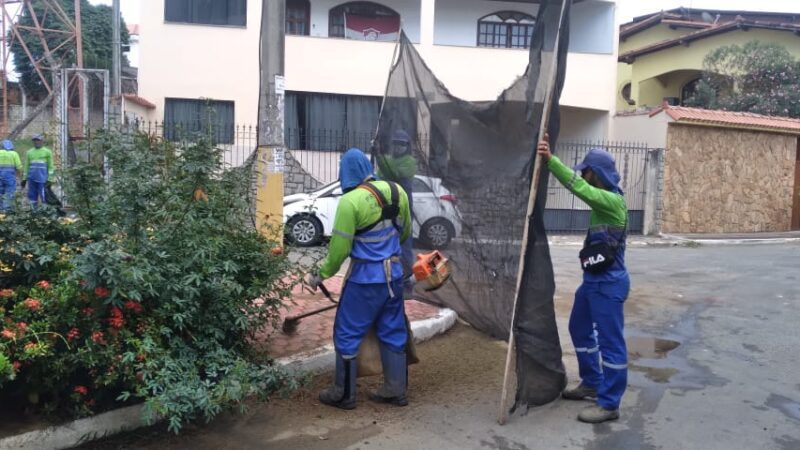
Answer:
[{"xmin": 498, "ymin": 0, "xmax": 569, "ymax": 426}]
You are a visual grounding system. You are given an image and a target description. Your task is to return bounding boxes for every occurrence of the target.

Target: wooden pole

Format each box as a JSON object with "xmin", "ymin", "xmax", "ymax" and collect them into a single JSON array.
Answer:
[{"xmin": 498, "ymin": 0, "xmax": 569, "ymax": 426}]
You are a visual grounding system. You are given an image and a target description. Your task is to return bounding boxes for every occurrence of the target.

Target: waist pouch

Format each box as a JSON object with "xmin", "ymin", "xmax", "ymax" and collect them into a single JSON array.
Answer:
[{"xmin": 579, "ymin": 241, "xmax": 616, "ymax": 273}]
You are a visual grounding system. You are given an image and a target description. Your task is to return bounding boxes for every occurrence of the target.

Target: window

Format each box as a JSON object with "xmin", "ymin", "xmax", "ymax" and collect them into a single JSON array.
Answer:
[
  {"xmin": 621, "ymin": 83, "xmax": 635, "ymax": 106},
  {"xmin": 286, "ymin": 0, "xmax": 310, "ymax": 36},
  {"xmin": 477, "ymin": 11, "xmax": 535, "ymax": 49},
  {"xmin": 412, "ymin": 178, "xmax": 432, "ymax": 193},
  {"xmin": 681, "ymin": 78, "xmax": 701, "ymax": 106},
  {"xmin": 284, "ymin": 92, "xmax": 381, "ymax": 151},
  {"xmin": 164, "ymin": 0, "xmax": 246, "ymax": 27},
  {"xmin": 164, "ymin": 98, "xmax": 235, "ymax": 144},
  {"xmin": 329, "ymin": 2, "xmax": 400, "ymax": 41}
]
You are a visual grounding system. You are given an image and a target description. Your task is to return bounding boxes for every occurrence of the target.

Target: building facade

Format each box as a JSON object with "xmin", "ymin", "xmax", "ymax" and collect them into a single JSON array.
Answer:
[{"xmin": 135, "ymin": 0, "xmax": 619, "ymax": 149}]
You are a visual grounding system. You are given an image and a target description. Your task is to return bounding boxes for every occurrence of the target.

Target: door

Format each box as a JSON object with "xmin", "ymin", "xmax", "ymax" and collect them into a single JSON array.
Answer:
[{"xmin": 792, "ymin": 138, "xmax": 800, "ymax": 231}]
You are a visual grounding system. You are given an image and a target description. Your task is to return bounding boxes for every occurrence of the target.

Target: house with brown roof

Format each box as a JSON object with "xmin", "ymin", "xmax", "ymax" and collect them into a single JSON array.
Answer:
[
  {"xmin": 616, "ymin": 7, "xmax": 800, "ymax": 113},
  {"xmin": 615, "ymin": 104, "xmax": 800, "ymax": 235}
]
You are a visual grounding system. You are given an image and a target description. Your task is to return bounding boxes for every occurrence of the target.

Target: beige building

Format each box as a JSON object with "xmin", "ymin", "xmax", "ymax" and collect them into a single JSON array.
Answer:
[
  {"xmin": 134, "ymin": 0, "xmax": 620, "ymax": 150},
  {"xmin": 616, "ymin": 105, "xmax": 800, "ymax": 234}
]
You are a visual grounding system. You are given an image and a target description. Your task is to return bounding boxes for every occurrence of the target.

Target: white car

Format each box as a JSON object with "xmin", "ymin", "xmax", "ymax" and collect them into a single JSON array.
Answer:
[{"xmin": 283, "ymin": 175, "xmax": 462, "ymax": 249}]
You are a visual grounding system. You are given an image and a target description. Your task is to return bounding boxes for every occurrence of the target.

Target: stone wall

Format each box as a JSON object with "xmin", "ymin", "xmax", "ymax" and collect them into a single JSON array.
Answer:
[
  {"xmin": 662, "ymin": 124, "xmax": 797, "ymax": 233},
  {"xmin": 5, "ymin": 104, "xmax": 56, "ymax": 137},
  {"xmin": 283, "ymin": 151, "xmax": 323, "ymax": 195}
]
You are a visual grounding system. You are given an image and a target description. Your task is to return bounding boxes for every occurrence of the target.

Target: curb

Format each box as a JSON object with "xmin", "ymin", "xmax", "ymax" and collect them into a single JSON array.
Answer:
[
  {"xmin": 276, "ymin": 307, "xmax": 459, "ymax": 374},
  {"xmin": 659, "ymin": 235, "xmax": 800, "ymax": 247},
  {"xmin": 0, "ymin": 308, "xmax": 458, "ymax": 450}
]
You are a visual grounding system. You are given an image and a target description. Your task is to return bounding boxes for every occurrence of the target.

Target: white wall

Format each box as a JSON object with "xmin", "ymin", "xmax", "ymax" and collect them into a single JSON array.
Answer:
[
  {"xmin": 308, "ymin": 0, "xmax": 421, "ymax": 42},
  {"xmin": 433, "ymin": 0, "xmax": 614, "ymax": 55},
  {"xmin": 612, "ymin": 112, "xmax": 671, "ymax": 148},
  {"xmin": 559, "ymin": 107, "xmax": 609, "ymax": 142}
]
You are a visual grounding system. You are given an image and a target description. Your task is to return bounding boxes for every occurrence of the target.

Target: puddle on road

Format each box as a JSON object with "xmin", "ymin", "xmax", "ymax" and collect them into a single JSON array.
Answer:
[
  {"xmin": 627, "ymin": 336, "xmax": 682, "ymax": 383},
  {"xmin": 627, "ymin": 336, "xmax": 681, "ymax": 359},
  {"xmin": 766, "ymin": 394, "xmax": 800, "ymax": 422}
]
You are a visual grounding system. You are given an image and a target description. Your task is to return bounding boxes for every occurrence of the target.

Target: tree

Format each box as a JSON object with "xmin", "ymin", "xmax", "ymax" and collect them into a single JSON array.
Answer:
[
  {"xmin": 685, "ymin": 41, "xmax": 800, "ymax": 119},
  {"xmin": 10, "ymin": 0, "xmax": 130, "ymax": 101}
]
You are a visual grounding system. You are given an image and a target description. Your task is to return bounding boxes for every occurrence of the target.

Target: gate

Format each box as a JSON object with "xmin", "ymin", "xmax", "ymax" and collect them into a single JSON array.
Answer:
[{"xmin": 544, "ymin": 140, "xmax": 650, "ymax": 234}]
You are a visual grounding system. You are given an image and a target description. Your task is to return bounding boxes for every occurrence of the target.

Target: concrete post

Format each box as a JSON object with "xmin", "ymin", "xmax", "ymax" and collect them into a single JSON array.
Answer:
[
  {"xmin": 420, "ymin": 0, "xmax": 436, "ymax": 47},
  {"xmin": 642, "ymin": 148, "xmax": 664, "ymax": 235}
]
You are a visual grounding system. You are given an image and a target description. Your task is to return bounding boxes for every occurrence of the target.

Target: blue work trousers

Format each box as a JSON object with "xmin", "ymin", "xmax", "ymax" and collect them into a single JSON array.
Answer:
[
  {"xmin": 27, "ymin": 180, "xmax": 46, "ymax": 206},
  {"xmin": 569, "ymin": 276, "xmax": 630, "ymax": 410},
  {"xmin": 334, "ymin": 279, "xmax": 408, "ymax": 357},
  {"xmin": 0, "ymin": 171, "xmax": 15, "ymax": 211}
]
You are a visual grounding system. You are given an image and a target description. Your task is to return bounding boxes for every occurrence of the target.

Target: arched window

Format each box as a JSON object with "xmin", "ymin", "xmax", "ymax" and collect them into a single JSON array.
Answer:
[
  {"xmin": 329, "ymin": 2, "xmax": 400, "ymax": 41},
  {"xmin": 477, "ymin": 11, "xmax": 535, "ymax": 49},
  {"xmin": 681, "ymin": 77, "xmax": 702, "ymax": 105},
  {"xmin": 621, "ymin": 82, "xmax": 635, "ymax": 105},
  {"xmin": 286, "ymin": 0, "xmax": 310, "ymax": 36}
]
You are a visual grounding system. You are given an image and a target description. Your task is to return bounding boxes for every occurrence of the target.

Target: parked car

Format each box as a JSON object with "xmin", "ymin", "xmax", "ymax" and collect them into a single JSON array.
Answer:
[{"xmin": 283, "ymin": 175, "xmax": 462, "ymax": 249}]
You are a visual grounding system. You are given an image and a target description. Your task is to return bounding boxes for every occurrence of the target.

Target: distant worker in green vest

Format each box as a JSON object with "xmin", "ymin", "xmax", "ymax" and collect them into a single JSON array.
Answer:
[
  {"xmin": 0, "ymin": 139, "xmax": 23, "ymax": 212},
  {"xmin": 376, "ymin": 129, "xmax": 417, "ymax": 297},
  {"xmin": 22, "ymin": 134, "xmax": 54, "ymax": 208}
]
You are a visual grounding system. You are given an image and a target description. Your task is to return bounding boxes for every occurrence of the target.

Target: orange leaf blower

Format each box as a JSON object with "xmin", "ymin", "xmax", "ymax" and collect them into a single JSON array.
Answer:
[{"xmin": 411, "ymin": 250, "xmax": 452, "ymax": 292}]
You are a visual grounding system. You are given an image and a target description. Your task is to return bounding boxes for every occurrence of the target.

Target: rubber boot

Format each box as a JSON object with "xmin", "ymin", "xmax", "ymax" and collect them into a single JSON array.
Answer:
[
  {"xmin": 319, "ymin": 353, "xmax": 357, "ymax": 410},
  {"xmin": 368, "ymin": 345, "xmax": 408, "ymax": 406}
]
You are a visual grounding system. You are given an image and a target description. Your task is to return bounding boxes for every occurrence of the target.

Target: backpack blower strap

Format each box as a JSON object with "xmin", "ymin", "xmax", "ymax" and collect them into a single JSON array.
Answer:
[{"xmin": 357, "ymin": 181, "xmax": 400, "ymax": 234}]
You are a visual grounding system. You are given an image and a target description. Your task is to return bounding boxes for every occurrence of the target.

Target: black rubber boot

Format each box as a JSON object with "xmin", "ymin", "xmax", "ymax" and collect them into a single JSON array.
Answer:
[
  {"xmin": 368, "ymin": 345, "xmax": 408, "ymax": 406},
  {"xmin": 319, "ymin": 353, "xmax": 357, "ymax": 410}
]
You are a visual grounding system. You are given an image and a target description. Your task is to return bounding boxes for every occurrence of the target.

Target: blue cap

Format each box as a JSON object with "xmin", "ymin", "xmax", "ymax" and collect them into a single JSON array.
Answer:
[
  {"xmin": 391, "ymin": 129, "xmax": 411, "ymax": 144},
  {"xmin": 573, "ymin": 148, "xmax": 623, "ymax": 194},
  {"xmin": 2, "ymin": 139, "xmax": 13, "ymax": 150},
  {"xmin": 32, "ymin": 134, "xmax": 44, "ymax": 141}
]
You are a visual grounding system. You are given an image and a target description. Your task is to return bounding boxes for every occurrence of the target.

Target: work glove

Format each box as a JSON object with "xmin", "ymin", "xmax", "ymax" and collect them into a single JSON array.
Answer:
[
  {"xmin": 21, "ymin": 180, "xmax": 27, "ymax": 189},
  {"xmin": 304, "ymin": 272, "xmax": 323, "ymax": 292}
]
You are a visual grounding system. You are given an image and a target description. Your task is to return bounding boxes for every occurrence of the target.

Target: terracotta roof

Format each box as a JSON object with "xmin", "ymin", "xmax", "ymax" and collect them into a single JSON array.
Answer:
[
  {"xmin": 123, "ymin": 94, "xmax": 156, "ymax": 109},
  {"xmin": 649, "ymin": 104, "xmax": 800, "ymax": 135},
  {"xmin": 619, "ymin": 19, "xmax": 800, "ymax": 63},
  {"xmin": 621, "ymin": 8, "xmax": 800, "ymax": 40}
]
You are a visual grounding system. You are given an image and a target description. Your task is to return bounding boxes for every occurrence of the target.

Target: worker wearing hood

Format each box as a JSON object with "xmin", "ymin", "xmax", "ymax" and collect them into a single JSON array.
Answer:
[
  {"xmin": 306, "ymin": 148, "xmax": 412, "ymax": 410},
  {"xmin": 538, "ymin": 138, "xmax": 630, "ymax": 424}
]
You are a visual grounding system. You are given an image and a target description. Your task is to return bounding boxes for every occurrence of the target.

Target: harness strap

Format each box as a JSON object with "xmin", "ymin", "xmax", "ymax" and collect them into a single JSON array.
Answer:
[{"xmin": 356, "ymin": 181, "xmax": 401, "ymax": 235}]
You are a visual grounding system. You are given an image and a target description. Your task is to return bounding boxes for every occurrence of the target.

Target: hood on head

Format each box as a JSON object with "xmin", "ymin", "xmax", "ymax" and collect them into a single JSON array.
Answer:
[
  {"xmin": 339, "ymin": 148, "xmax": 375, "ymax": 191},
  {"xmin": 391, "ymin": 129, "xmax": 411, "ymax": 144},
  {"xmin": 1, "ymin": 139, "xmax": 13, "ymax": 150},
  {"xmin": 573, "ymin": 148, "xmax": 623, "ymax": 195}
]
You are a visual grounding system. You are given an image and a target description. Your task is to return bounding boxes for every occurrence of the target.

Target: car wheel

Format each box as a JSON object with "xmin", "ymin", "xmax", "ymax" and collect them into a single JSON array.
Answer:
[
  {"xmin": 420, "ymin": 218, "xmax": 454, "ymax": 249},
  {"xmin": 286, "ymin": 215, "xmax": 323, "ymax": 247}
]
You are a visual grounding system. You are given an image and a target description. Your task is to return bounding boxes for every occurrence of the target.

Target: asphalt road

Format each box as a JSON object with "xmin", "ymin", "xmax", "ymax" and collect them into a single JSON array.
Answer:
[{"xmin": 83, "ymin": 243, "xmax": 800, "ymax": 450}]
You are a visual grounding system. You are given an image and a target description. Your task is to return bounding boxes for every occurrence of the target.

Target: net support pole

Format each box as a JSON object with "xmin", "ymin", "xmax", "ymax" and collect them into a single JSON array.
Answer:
[{"xmin": 498, "ymin": 0, "xmax": 569, "ymax": 426}]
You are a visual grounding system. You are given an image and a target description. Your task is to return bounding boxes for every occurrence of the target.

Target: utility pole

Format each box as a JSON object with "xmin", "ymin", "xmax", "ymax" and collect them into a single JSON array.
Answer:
[
  {"xmin": 256, "ymin": 0, "xmax": 286, "ymax": 242},
  {"xmin": 111, "ymin": 0, "xmax": 121, "ymax": 126}
]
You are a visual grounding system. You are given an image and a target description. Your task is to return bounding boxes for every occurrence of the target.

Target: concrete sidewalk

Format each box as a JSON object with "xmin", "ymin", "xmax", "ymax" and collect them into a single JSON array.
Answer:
[{"xmin": 549, "ymin": 230, "xmax": 800, "ymax": 247}]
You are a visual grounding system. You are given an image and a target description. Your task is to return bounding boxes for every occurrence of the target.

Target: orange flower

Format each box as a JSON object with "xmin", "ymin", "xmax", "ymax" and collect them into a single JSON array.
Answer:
[
  {"xmin": 0, "ymin": 288, "xmax": 14, "ymax": 298},
  {"xmin": 74, "ymin": 385, "xmax": 88, "ymax": 396},
  {"xmin": 66, "ymin": 328, "xmax": 80, "ymax": 341},
  {"xmin": 35, "ymin": 280, "xmax": 50, "ymax": 290},
  {"xmin": 91, "ymin": 331, "xmax": 105, "ymax": 345},
  {"xmin": 12, "ymin": 361, "xmax": 21, "ymax": 372},
  {"xmin": 94, "ymin": 287, "xmax": 110, "ymax": 298},
  {"xmin": 16, "ymin": 322, "xmax": 27, "ymax": 337},
  {"xmin": 108, "ymin": 307, "xmax": 124, "ymax": 329},
  {"xmin": 23, "ymin": 298, "xmax": 42, "ymax": 311},
  {"xmin": 123, "ymin": 300, "xmax": 143, "ymax": 313},
  {"xmin": 24, "ymin": 342, "xmax": 37, "ymax": 351},
  {"xmin": 1, "ymin": 328, "xmax": 14, "ymax": 340}
]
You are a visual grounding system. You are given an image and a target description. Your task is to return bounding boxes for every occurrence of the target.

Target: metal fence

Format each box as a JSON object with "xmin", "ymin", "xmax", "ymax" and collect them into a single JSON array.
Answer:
[{"xmin": 545, "ymin": 140, "xmax": 651, "ymax": 234}]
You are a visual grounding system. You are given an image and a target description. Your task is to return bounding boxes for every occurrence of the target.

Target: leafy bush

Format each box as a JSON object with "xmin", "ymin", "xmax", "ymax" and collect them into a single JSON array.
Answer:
[{"xmin": 0, "ymin": 132, "xmax": 297, "ymax": 431}]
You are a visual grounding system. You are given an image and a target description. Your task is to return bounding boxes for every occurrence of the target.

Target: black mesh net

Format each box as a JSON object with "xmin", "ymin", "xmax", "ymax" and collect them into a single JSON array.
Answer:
[{"xmin": 372, "ymin": 0, "xmax": 572, "ymax": 410}]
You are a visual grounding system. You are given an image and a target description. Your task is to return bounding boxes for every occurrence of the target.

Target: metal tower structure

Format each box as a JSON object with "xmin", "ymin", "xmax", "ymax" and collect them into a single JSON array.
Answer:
[{"xmin": 0, "ymin": 0, "xmax": 82, "ymax": 136}]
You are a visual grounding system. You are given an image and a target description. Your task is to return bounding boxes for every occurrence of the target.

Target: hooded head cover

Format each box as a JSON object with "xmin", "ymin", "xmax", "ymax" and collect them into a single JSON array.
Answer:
[
  {"xmin": 573, "ymin": 148, "xmax": 623, "ymax": 195},
  {"xmin": 391, "ymin": 129, "xmax": 411, "ymax": 144},
  {"xmin": 1, "ymin": 139, "xmax": 13, "ymax": 150},
  {"xmin": 339, "ymin": 148, "xmax": 375, "ymax": 192}
]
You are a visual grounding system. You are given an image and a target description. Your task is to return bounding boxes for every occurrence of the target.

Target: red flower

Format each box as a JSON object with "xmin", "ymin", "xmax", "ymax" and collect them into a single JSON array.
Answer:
[
  {"xmin": 85, "ymin": 398, "xmax": 96, "ymax": 407},
  {"xmin": 0, "ymin": 289, "xmax": 14, "ymax": 298},
  {"xmin": 24, "ymin": 342, "xmax": 37, "ymax": 351},
  {"xmin": 81, "ymin": 307, "xmax": 95, "ymax": 317},
  {"xmin": 1, "ymin": 329, "xmax": 14, "ymax": 340},
  {"xmin": 135, "ymin": 372, "xmax": 145, "ymax": 382},
  {"xmin": 74, "ymin": 385, "xmax": 88, "ymax": 396},
  {"xmin": 35, "ymin": 280, "xmax": 50, "ymax": 290},
  {"xmin": 94, "ymin": 287, "xmax": 110, "ymax": 298},
  {"xmin": 108, "ymin": 307, "xmax": 124, "ymax": 329},
  {"xmin": 66, "ymin": 328, "xmax": 80, "ymax": 341},
  {"xmin": 23, "ymin": 298, "xmax": 42, "ymax": 311},
  {"xmin": 123, "ymin": 300, "xmax": 143, "ymax": 313},
  {"xmin": 12, "ymin": 361, "xmax": 21, "ymax": 372},
  {"xmin": 16, "ymin": 322, "xmax": 27, "ymax": 337},
  {"xmin": 91, "ymin": 331, "xmax": 105, "ymax": 345}
]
